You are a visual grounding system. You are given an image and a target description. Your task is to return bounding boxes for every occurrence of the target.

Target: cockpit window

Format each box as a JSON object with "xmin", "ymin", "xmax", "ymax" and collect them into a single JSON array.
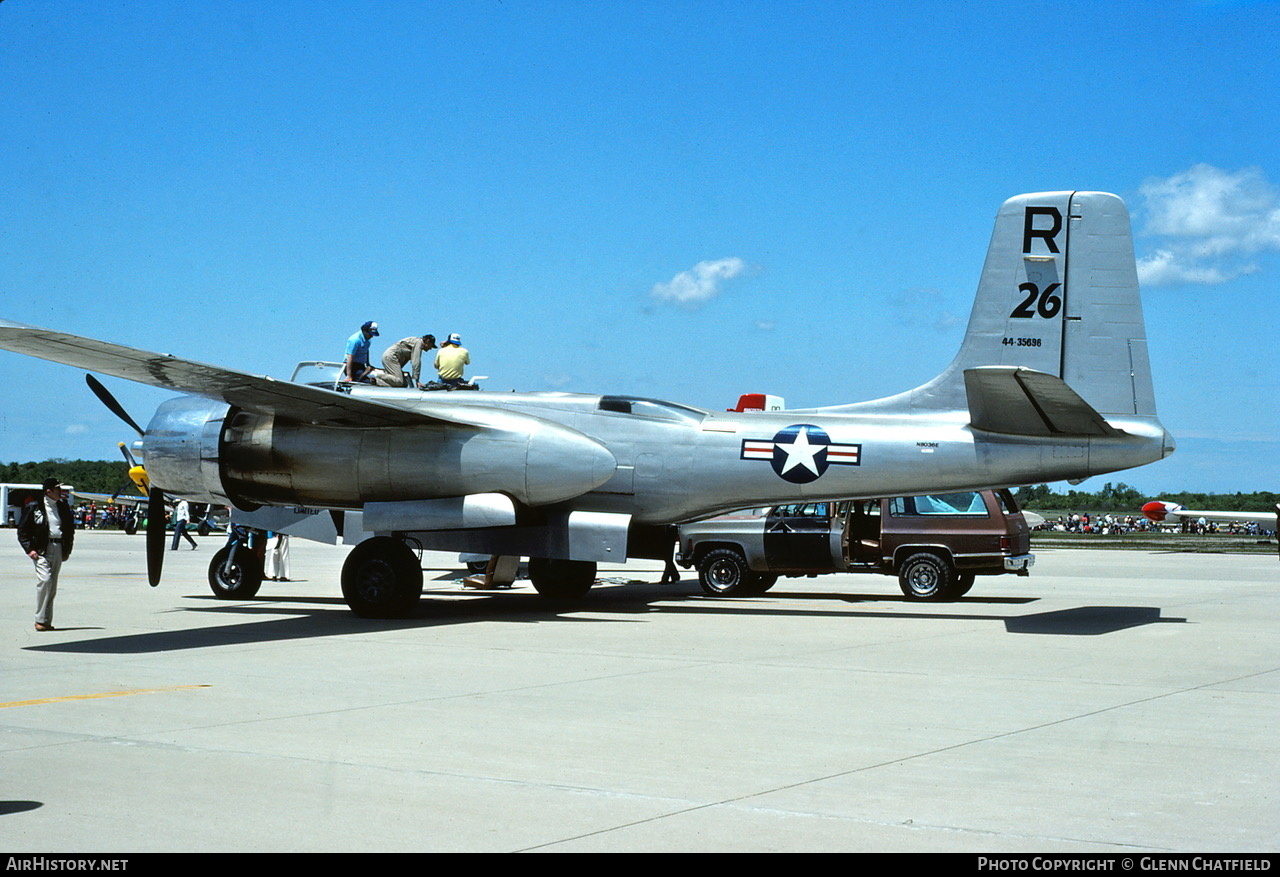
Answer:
[
  {"xmin": 290, "ymin": 361, "xmax": 345, "ymax": 388},
  {"xmin": 596, "ymin": 395, "xmax": 705, "ymax": 423}
]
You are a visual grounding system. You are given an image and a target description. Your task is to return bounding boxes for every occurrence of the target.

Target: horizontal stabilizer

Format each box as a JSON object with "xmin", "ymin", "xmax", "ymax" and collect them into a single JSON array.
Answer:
[{"xmin": 964, "ymin": 367, "xmax": 1122, "ymax": 437}]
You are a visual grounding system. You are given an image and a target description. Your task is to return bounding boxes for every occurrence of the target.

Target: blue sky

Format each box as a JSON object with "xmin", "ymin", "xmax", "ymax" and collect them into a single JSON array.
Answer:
[{"xmin": 1, "ymin": 1, "xmax": 1278, "ymax": 496}]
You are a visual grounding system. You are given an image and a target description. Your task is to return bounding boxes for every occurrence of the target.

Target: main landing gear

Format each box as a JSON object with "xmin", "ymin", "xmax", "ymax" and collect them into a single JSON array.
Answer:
[
  {"xmin": 341, "ymin": 536, "xmax": 424, "ymax": 618},
  {"xmin": 527, "ymin": 558, "xmax": 597, "ymax": 600},
  {"xmin": 339, "ymin": 537, "xmax": 599, "ymax": 617}
]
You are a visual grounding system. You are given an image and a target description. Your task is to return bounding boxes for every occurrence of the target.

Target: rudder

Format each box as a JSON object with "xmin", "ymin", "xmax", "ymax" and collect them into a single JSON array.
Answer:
[
  {"xmin": 850, "ymin": 191, "xmax": 1157, "ymax": 422},
  {"xmin": 960, "ymin": 190, "xmax": 1154, "ymax": 418}
]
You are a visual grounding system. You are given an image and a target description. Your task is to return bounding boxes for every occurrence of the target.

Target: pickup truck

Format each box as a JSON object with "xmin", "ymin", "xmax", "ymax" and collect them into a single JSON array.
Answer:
[{"xmin": 677, "ymin": 489, "xmax": 1034, "ymax": 601}]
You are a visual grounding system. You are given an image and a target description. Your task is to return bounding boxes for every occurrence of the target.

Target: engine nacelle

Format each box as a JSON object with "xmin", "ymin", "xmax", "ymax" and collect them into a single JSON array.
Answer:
[
  {"xmin": 142, "ymin": 395, "xmax": 616, "ymax": 510},
  {"xmin": 142, "ymin": 396, "xmax": 236, "ymax": 506}
]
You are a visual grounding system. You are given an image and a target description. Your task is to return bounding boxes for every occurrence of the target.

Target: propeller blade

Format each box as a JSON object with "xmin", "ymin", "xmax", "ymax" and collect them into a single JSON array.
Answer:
[
  {"xmin": 117, "ymin": 443, "xmax": 151, "ymax": 495},
  {"xmin": 147, "ymin": 488, "xmax": 165, "ymax": 587},
  {"xmin": 86, "ymin": 374, "xmax": 145, "ymax": 437},
  {"xmin": 117, "ymin": 441, "xmax": 139, "ymax": 468}
]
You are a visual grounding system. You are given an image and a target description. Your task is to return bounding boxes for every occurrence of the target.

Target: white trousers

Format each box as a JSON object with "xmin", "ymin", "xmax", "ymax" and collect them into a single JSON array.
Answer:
[{"xmin": 265, "ymin": 534, "xmax": 291, "ymax": 580}]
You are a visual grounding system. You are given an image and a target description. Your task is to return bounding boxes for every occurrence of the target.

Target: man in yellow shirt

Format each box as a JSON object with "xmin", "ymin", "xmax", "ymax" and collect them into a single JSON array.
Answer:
[{"xmin": 434, "ymin": 333, "xmax": 471, "ymax": 387}]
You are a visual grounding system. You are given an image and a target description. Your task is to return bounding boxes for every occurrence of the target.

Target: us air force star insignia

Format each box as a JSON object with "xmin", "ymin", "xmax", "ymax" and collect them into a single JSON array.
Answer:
[{"xmin": 740, "ymin": 424, "xmax": 861, "ymax": 484}]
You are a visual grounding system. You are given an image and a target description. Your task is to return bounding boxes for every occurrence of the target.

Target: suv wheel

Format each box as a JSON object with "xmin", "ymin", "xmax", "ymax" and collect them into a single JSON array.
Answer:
[
  {"xmin": 698, "ymin": 549, "xmax": 762, "ymax": 597},
  {"xmin": 897, "ymin": 552, "xmax": 957, "ymax": 601}
]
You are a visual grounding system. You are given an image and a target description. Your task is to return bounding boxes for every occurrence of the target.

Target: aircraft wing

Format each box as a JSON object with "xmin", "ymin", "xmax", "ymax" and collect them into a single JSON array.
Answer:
[
  {"xmin": 1141, "ymin": 501, "xmax": 1279, "ymax": 527},
  {"xmin": 0, "ymin": 318, "xmax": 448, "ymax": 428},
  {"xmin": 964, "ymin": 366, "xmax": 1122, "ymax": 437}
]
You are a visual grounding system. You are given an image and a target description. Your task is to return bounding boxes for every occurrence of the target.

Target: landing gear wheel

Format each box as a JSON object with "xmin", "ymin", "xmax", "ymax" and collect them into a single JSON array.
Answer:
[
  {"xmin": 528, "ymin": 558, "xmax": 597, "ymax": 599},
  {"xmin": 954, "ymin": 572, "xmax": 976, "ymax": 597},
  {"xmin": 897, "ymin": 552, "xmax": 957, "ymax": 601},
  {"xmin": 698, "ymin": 549, "xmax": 767, "ymax": 597},
  {"xmin": 208, "ymin": 544, "xmax": 264, "ymax": 599},
  {"xmin": 341, "ymin": 537, "xmax": 423, "ymax": 618}
]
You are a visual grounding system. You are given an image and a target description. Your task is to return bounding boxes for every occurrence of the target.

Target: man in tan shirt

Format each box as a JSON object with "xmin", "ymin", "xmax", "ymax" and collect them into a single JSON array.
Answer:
[{"xmin": 376, "ymin": 334, "xmax": 436, "ymax": 388}]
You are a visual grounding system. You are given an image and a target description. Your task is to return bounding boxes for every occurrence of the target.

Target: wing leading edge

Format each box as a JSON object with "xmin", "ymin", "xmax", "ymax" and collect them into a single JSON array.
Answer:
[{"xmin": 0, "ymin": 318, "xmax": 456, "ymax": 428}]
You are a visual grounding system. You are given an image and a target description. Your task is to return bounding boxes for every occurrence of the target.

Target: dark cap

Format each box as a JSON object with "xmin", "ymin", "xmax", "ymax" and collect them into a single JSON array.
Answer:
[{"xmin": 42, "ymin": 478, "xmax": 61, "ymax": 491}]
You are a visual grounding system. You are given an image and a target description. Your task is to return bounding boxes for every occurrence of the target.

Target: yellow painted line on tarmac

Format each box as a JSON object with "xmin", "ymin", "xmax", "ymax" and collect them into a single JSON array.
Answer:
[{"xmin": 0, "ymin": 684, "xmax": 211, "ymax": 709}]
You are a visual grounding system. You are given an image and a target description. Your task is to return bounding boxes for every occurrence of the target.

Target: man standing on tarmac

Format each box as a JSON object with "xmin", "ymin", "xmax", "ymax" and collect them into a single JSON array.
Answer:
[
  {"xmin": 18, "ymin": 478, "xmax": 75, "ymax": 632},
  {"xmin": 376, "ymin": 334, "xmax": 436, "ymax": 388},
  {"xmin": 343, "ymin": 320, "xmax": 379, "ymax": 383},
  {"xmin": 434, "ymin": 333, "xmax": 470, "ymax": 388},
  {"xmin": 170, "ymin": 499, "xmax": 197, "ymax": 550}
]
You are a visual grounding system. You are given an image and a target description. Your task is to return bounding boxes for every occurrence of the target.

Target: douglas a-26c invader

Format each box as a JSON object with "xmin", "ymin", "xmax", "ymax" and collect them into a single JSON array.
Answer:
[{"xmin": 0, "ymin": 191, "xmax": 1174, "ymax": 616}]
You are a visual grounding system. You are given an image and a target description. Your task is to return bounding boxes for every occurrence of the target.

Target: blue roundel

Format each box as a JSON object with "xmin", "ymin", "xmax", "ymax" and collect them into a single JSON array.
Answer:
[{"xmin": 771, "ymin": 424, "xmax": 831, "ymax": 483}]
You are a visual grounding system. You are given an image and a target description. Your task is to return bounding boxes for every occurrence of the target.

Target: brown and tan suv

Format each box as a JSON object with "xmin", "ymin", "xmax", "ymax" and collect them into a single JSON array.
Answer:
[{"xmin": 677, "ymin": 489, "xmax": 1033, "ymax": 601}]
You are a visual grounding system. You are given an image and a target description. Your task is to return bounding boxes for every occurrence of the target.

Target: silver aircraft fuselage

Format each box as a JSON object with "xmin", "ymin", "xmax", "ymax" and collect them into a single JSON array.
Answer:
[
  {"xmin": 138, "ymin": 378, "xmax": 1170, "ymax": 528},
  {"xmin": 333, "ymin": 386, "xmax": 1172, "ymax": 524}
]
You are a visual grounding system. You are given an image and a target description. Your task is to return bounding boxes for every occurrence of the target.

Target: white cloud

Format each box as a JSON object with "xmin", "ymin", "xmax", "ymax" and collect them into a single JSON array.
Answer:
[
  {"xmin": 1135, "ymin": 248, "xmax": 1255, "ymax": 286},
  {"xmin": 650, "ymin": 257, "xmax": 749, "ymax": 307},
  {"xmin": 1137, "ymin": 164, "xmax": 1280, "ymax": 286}
]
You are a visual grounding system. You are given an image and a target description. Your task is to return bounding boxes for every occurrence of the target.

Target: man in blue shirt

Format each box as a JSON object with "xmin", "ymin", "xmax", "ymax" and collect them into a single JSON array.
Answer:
[{"xmin": 344, "ymin": 320, "xmax": 379, "ymax": 383}]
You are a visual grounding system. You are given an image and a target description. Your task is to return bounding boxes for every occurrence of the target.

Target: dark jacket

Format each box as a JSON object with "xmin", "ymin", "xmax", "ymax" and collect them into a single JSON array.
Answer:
[{"xmin": 17, "ymin": 497, "xmax": 75, "ymax": 559}]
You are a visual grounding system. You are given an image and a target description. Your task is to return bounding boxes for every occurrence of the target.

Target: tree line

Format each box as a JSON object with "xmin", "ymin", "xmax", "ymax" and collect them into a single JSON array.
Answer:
[
  {"xmin": 1014, "ymin": 482, "xmax": 1280, "ymax": 513},
  {"xmin": 0, "ymin": 459, "xmax": 134, "ymax": 497}
]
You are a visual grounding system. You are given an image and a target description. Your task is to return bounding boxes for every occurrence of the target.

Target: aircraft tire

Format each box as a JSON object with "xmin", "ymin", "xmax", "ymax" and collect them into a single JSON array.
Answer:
[
  {"xmin": 745, "ymin": 574, "xmax": 778, "ymax": 595},
  {"xmin": 341, "ymin": 537, "xmax": 423, "ymax": 618},
  {"xmin": 208, "ymin": 544, "xmax": 264, "ymax": 600},
  {"xmin": 528, "ymin": 558, "xmax": 596, "ymax": 600},
  {"xmin": 954, "ymin": 572, "xmax": 976, "ymax": 597},
  {"xmin": 698, "ymin": 548, "xmax": 766, "ymax": 597},
  {"xmin": 897, "ymin": 552, "xmax": 957, "ymax": 601}
]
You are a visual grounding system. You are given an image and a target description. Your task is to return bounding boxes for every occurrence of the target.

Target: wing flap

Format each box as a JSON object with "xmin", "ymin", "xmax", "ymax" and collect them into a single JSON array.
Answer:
[{"xmin": 964, "ymin": 366, "xmax": 1122, "ymax": 437}]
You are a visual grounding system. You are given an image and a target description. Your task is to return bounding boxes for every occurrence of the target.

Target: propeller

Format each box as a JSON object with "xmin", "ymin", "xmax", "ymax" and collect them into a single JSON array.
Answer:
[
  {"xmin": 86, "ymin": 374, "xmax": 146, "ymax": 437},
  {"xmin": 110, "ymin": 443, "xmax": 150, "ymax": 501},
  {"xmin": 84, "ymin": 374, "xmax": 165, "ymax": 587},
  {"xmin": 146, "ymin": 488, "xmax": 165, "ymax": 587}
]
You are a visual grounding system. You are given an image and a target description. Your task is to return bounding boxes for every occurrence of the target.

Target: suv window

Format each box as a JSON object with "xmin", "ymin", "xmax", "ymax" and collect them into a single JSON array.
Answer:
[
  {"xmin": 771, "ymin": 503, "xmax": 831, "ymax": 519},
  {"xmin": 889, "ymin": 492, "xmax": 990, "ymax": 517}
]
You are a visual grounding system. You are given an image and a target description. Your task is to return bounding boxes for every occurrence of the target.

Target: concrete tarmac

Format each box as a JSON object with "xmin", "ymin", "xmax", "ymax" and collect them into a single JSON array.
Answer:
[{"xmin": 1, "ymin": 531, "xmax": 1276, "ymax": 852}]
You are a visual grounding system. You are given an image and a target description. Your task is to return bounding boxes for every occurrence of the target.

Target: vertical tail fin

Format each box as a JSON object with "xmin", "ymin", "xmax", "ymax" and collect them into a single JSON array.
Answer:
[{"xmin": 847, "ymin": 191, "xmax": 1158, "ymax": 423}]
